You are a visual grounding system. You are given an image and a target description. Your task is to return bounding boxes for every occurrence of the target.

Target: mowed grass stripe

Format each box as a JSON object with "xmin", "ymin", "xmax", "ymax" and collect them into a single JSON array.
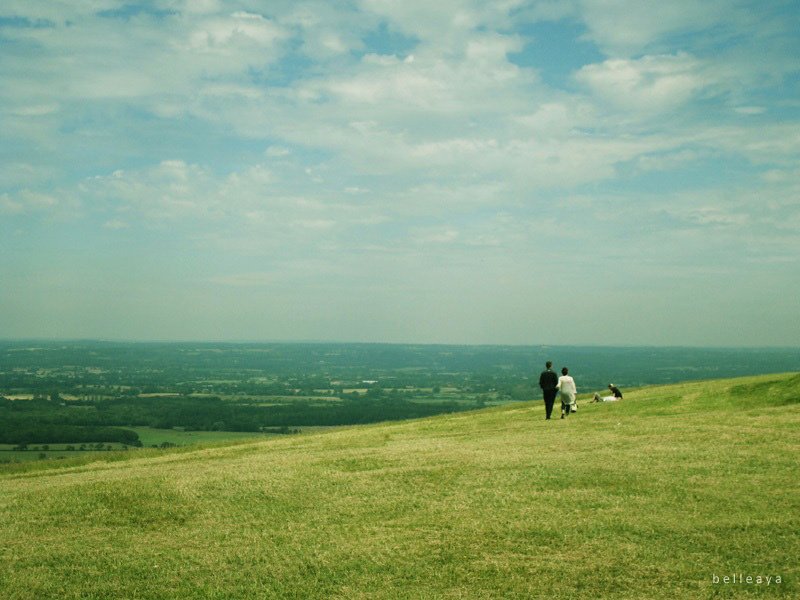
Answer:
[{"xmin": 1, "ymin": 373, "xmax": 798, "ymax": 599}]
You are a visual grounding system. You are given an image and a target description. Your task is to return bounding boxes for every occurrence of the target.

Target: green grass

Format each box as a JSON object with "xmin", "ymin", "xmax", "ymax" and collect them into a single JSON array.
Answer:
[
  {"xmin": 130, "ymin": 427, "xmax": 280, "ymax": 447},
  {"xmin": 0, "ymin": 430, "xmax": 280, "ymax": 463},
  {"xmin": 1, "ymin": 373, "xmax": 798, "ymax": 599},
  {"xmin": 0, "ymin": 447, "xmax": 125, "ymax": 462}
]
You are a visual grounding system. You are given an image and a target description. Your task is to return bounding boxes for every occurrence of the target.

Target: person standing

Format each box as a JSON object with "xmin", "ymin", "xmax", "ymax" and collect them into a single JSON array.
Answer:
[
  {"xmin": 538, "ymin": 361, "xmax": 558, "ymax": 420},
  {"xmin": 556, "ymin": 367, "xmax": 577, "ymax": 419}
]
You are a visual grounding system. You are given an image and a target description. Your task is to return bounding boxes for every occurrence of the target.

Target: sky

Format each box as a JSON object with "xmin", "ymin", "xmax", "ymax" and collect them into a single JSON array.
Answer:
[{"xmin": 1, "ymin": 0, "xmax": 799, "ymax": 346}]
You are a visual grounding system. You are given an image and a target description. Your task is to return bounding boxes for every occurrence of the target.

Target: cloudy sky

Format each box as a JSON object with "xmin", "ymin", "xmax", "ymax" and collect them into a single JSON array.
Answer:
[{"xmin": 1, "ymin": 1, "xmax": 798, "ymax": 346}]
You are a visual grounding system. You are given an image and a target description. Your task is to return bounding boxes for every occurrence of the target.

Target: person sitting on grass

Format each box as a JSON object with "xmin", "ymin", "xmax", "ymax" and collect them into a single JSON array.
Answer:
[{"xmin": 591, "ymin": 383, "xmax": 623, "ymax": 403}]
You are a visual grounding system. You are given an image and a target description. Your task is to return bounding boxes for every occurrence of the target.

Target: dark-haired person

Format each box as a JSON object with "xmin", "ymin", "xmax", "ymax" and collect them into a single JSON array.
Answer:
[
  {"xmin": 538, "ymin": 361, "xmax": 558, "ymax": 420},
  {"xmin": 556, "ymin": 367, "xmax": 577, "ymax": 419},
  {"xmin": 591, "ymin": 383, "xmax": 623, "ymax": 403},
  {"xmin": 592, "ymin": 383, "xmax": 622, "ymax": 402}
]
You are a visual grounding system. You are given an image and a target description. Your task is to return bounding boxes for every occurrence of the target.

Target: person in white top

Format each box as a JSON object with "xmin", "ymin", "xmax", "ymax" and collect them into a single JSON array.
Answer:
[
  {"xmin": 591, "ymin": 384, "xmax": 623, "ymax": 403},
  {"xmin": 556, "ymin": 367, "xmax": 577, "ymax": 419}
]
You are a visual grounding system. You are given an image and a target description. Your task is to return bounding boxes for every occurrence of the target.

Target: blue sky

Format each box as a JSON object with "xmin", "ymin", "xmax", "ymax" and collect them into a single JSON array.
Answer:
[{"xmin": 1, "ymin": 0, "xmax": 799, "ymax": 345}]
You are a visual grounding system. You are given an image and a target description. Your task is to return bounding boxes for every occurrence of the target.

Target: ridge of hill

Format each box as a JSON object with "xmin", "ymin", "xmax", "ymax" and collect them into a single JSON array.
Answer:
[{"xmin": 2, "ymin": 373, "xmax": 799, "ymax": 599}]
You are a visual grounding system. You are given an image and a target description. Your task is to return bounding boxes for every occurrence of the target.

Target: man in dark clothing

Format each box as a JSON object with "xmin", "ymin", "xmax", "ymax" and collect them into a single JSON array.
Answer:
[
  {"xmin": 538, "ymin": 361, "xmax": 559, "ymax": 420},
  {"xmin": 608, "ymin": 384, "xmax": 623, "ymax": 399}
]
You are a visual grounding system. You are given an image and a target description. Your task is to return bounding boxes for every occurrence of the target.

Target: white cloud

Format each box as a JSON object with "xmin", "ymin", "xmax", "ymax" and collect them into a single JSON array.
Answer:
[
  {"xmin": 102, "ymin": 219, "xmax": 129, "ymax": 229},
  {"xmin": 0, "ymin": 6, "xmax": 290, "ymax": 110},
  {"xmin": 413, "ymin": 226, "xmax": 460, "ymax": 245},
  {"xmin": 576, "ymin": 53, "xmax": 703, "ymax": 114},
  {"xmin": 675, "ymin": 206, "xmax": 749, "ymax": 227},
  {"xmin": 0, "ymin": 193, "xmax": 24, "ymax": 214},
  {"xmin": 158, "ymin": 0, "xmax": 223, "ymax": 17},
  {"xmin": 577, "ymin": 0, "xmax": 739, "ymax": 55},
  {"xmin": 265, "ymin": 146, "xmax": 291, "ymax": 157},
  {"xmin": 80, "ymin": 161, "xmax": 215, "ymax": 221},
  {"xmin": 359, "ymin": 0, "xmax": 527, "ymax": 40},
  {"xmin": 690, "ymin": 124, "xmax": 800, "ymax": 167},
  {"xmin": 762, "ymin": 168, "xmax": 800, "ymax": 185},
  {"xmin": 10, "ymin": 104, "xmax": 60, "ymax": 116},
  {"xmin": 188, "ymin": 11, "xmax": 285, "ymax": 49},
  {"xmin": 11, "ymin": 189, "xmax": 58, "ymax": 210},
  {"xmin": 0, "ymin": 162, "xmax": 53, "ymax": 187},
  {"xmin": 208, "ymin": 272, "xmax": 276, "ymax": 287},
  {"xmin": 514, "ymin": 102, "xmax": 590, "ymax": 137},
  {"xmin": 2, "ymin": 0, "xmax": 798, "ymax": 344},
  {"xmin": 2, "ymin": 0, "xmax": 719, "ymax": 201},
  {"xmin": 734, "ymin": 106, "xmax": 766, "ymax": 115},
  {"xmin": 0, "ymin": 1, "xmax": 117, "ymax": 24},
  {"xmin": 307, "ymin": 33, "xmax": 527, "ymax": 116},
  {"xmin": 75, "ymin": 159, "xmax": 395, "ymax": 251},
  {"xmin": 634, "ymin": 149, "xmax": 702, "ymax": 173}
]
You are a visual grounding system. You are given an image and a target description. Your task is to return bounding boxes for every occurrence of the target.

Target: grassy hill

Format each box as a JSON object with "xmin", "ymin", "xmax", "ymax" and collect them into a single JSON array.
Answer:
[{"xmin": 1, "ymin": 373, "xmax": 798, "ymax": 599}]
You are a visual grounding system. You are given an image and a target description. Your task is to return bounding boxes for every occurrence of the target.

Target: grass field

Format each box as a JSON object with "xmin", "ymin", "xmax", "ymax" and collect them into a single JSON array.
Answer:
[
  {"xmin": 0, "ymin": 429, "xmax": 281, "ymax": 463},
  {"xmin": 0, "ymin": 445, "xmax": 127, "ymax": 462},
  {"xmin": 1, "ymin": 373, "xmax": 798, "ymax": 599},
  {"xmin": 131, "ymin": 427, "xmax": 279, "ymax": 447}
]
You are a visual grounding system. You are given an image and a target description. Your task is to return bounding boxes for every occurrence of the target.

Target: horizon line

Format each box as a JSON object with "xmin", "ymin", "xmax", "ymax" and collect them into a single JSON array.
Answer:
[{"xmin": 1, "ymin": 338, "xmax": 800, "ymax": 351}]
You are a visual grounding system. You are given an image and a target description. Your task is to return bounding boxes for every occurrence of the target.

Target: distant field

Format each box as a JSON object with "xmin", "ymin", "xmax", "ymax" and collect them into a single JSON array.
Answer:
[
  {"xmin": 1, "ymin": 373, "xmax": 797, "ymax": 598},
  {"xmin": 0, "ymin": 446, "xmax": 127, "ymax": 462},
  {"xmin": 0, "ymin": 430, "xmax": 285, "ymax": 463},
  {"xmin": 234, "ymin": 395, "xmax": 341, "ymax": 402},
  {"xmin": 0, "ymin": 427, "xmax": 340, "ymax": 463},
  {"xmin": 131, "ymin": 427, "xmax": 278, "ymax": 447}
]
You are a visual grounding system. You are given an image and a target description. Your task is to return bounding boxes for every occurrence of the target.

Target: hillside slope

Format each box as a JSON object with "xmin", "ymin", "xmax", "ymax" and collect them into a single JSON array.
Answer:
[{"xmin": 2, "ymin": 373, "xmax": 799, "ymax": 599}]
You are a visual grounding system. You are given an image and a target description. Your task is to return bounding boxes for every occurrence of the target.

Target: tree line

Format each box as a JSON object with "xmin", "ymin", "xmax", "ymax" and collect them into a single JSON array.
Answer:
[
  {"xmin": 0, "ymin": 394, "xmax": 469, "ymax": 444},
  {"xmin": 0, "ymin": 418, "xmax": 141, "ymax": 445}
]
